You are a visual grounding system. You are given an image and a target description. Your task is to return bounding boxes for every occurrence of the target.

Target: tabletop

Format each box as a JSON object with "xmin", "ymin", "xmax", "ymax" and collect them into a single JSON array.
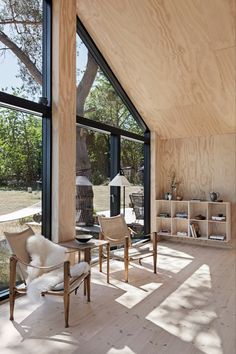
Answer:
[{"xmin": 59, "ymin": 238, "xmax": 109, "ymax": 251}]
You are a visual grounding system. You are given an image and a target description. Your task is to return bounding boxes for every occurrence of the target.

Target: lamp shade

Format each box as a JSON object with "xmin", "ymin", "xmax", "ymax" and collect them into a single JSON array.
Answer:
[
  {"xmin": 76, "ymin": 175, "xmax": 92, "ymax": 186},
  {"xmin": 109, "ymin": 173, "xmax": 130, "ymax": 187}
]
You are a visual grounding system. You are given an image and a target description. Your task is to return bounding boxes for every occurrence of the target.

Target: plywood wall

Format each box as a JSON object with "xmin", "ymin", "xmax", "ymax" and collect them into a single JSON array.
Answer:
[
  {"xmin": 154, "ymin": 133, "xmax": 236, "ymax": 238},
  {"xmin": 156, "ymin": 134, "xmax": 236, "ymax": 202}
]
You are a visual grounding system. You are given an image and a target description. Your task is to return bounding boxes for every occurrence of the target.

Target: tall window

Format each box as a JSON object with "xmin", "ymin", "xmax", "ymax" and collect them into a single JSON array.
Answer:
[
  {"xmin": 76, "ymin": 20, "xmax": 149, "ymax": 235},
  {"xmin": 0, "ymin": 0, "xmax": 43, "ymax": 102},
  {"xmin": 0, "ymin": 0, "xmax": 51, "ymax": 298}
]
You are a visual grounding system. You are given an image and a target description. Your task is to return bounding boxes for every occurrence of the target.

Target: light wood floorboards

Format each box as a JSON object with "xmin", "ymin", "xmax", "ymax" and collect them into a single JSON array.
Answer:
[{"xmin": 0, "ymin": 241, "xmax": 235, "ymax": 354}]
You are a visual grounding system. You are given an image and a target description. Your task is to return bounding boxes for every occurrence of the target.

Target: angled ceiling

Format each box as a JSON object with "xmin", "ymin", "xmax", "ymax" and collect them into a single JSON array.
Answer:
[{"xmin": 77, "ymin": 0, "xmax": 236, "ymax": 139}]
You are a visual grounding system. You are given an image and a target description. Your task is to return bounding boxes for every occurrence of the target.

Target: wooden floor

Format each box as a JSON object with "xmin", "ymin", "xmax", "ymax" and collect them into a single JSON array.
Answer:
[{"xmin": 0, "ymin": 241, "xmax": 235, "ymax": 354}]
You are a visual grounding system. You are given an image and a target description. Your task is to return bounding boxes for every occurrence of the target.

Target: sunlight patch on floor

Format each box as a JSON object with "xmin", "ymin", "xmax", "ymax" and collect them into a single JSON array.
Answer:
[
  {"xmin": 158, "ymin": 253, "xmax": 192, "ymax": 274},
  {"xmin": 146, "ymin": 264, "xmax": 223, "ymax": 354},
  {"xmin": 114, "ymin": 280, "xmax": 162, "ymax": 308},
  {"xmin": 158, "ymin": 245, "xmax": 194, "ymax": 259},
  {"xmin": 107, "ymin": 345, "xmax": 136, "ymax": 354}
]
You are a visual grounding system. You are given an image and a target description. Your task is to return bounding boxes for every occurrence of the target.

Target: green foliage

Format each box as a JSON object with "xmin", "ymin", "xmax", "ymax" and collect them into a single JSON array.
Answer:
[
  {"xmin": 84, "ymin": 71, "xmax": 144, "ymax": 185},
  {"xmin": 0, "ymin": 246, "xmax": 9, "ymax": 291},
  {"xmin": 85, "ymin": 71, "xmax": 143, "ymax": 135},
  {"xmin": 0, "ymin": 0, "xmax": 43, "ymax": 97},
  {"xmin": 0, "ymin": 108, "xmax": 42, "ymax": 187}
]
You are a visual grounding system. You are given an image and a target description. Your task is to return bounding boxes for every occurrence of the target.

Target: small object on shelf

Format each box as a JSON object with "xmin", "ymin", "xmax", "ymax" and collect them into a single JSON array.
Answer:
[
  {"xmin": 195, "ymin": 214, "xmax": 206, "ymax": 220},
  {"xmin": 164, "ymin": 192, "xmax": 172, "ymax": 200},
  {"xmin": 209, "ymin": 192, "xmax": 220, "ymax": 202},
  {"xmin": 158, "ymin": 212, "xmax": 170, "ymax": 218},
  {"xmin": 158, "ymin": 229, "xmax": 171, "ymax": 236},
  {"xmin": 175, "ymin": 212, "xmax": 188, "ymax": 218},
  {"xmin": 211, "ymin": 215, "xmax": 226, "ymax": 221},
  {"xmin": 177, "ymin": 231, "xmax": 188, "ymax": 236},
  {"xmin": 208, "ymin": 234, "xmax": 226, "ymax": 241},
  {"xmin": 176, "ymin": 195, "xmax": 183, "ymax": 201}
]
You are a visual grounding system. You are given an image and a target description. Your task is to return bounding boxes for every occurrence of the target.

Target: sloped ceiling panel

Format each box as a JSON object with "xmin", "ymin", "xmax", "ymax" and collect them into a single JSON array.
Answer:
[{"xmin": 77, "ymin": 0, "xmax": 236, "ymax": 139}]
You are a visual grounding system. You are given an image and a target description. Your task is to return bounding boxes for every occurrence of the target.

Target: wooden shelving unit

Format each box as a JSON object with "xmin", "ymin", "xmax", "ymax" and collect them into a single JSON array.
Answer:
[{"xmin": 156, "ymin": 200, "xmax": 231, "ymax": 243}]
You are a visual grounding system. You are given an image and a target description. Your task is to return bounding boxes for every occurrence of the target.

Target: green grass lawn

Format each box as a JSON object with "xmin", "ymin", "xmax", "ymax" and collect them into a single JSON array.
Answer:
[
  {"xmin": 0, "ymin": 185, "xmax": 142, "ymax": 216},
  {"xmin": 0, "ymin": 189, "xmax": 41, "ymax": 216}
]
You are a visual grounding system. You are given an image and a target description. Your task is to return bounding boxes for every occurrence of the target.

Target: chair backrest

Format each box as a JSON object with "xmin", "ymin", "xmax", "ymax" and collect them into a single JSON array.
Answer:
[
  {"xmin": 4, "ymin": 227, "xmax": 35, "ymax": 279},
  {"xmin": 129, "ymin": 193, "xmax": 144, "ymax": 207},
  {"xmin": 129, "ymin": 193, "xmax": 144, "ymax": 220},
  {"xmin": 98, "ymin": 214, "xmax": 130, "ymax": 245}
]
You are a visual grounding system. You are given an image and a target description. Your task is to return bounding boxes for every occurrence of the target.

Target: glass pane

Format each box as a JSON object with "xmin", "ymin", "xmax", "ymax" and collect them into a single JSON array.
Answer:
[
  {"xmin": 121, "ymin": 138, "xmax": 144, "ymax": 235},
  {"xmin": 76, "ymin": 34, "xmax": 143, "ymax": 135},
  {"xmin": 0, "ymin": 107, "xmax": 42, "ymax": 294},
  {"xmin": 76, "ymin": 126, "xmax": 110, "ymax": 228},
  {"xmin": 0, "ymin": 0, "xmax": 43, "ymax": 102}
]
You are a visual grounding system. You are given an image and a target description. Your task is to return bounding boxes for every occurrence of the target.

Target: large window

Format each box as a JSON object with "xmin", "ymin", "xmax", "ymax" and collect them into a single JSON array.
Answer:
[
  {"xmin": 76, "ymin": 19, "xmax": 150, "ymax": 235},
  {"xmin": 0, "ymin": 0, "xmax": 51, "ymax": 298},
  {"xmin": 0, "ymin": 0, "xmax": 43, "ymax": 102},
  {"xmin": 0, "ymin": 108, "xmax": 42, "ymax": 294}
]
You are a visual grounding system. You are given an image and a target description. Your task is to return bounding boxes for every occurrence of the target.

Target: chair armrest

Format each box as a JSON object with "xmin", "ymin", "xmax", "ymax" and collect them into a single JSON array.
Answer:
[{"xmin": 11, "ymin": 254, "xmax": 66, "ymax": 272}]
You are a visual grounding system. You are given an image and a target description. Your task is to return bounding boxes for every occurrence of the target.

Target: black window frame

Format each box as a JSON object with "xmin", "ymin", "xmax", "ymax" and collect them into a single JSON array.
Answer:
[
  {"xmin": 76, "ymin": 17, "xmax": 150, "ymax": 234},
  {"xmin": 0, "ymin": 0, "xmax": 52, "ymax": 300}
]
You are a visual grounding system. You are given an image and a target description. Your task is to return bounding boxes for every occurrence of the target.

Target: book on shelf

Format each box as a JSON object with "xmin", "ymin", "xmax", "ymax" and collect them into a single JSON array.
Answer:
[
  {"xmin": 190, "ymin": 224, "xmax": 196, "ymax": 238},
  {"xmin": 157, "ymin": 229, "xmax": 171, "ymax": 236},
  {"xmin": 211, "ymin": 215, "xmax": 226, "ymax": 221},
  {"xmin": 190, "ymin": 223, "xmax": 201, "ymax": 238},
  {"xmin": 209, "ymin": 234, "xmax": 226, "ymax": 241},
  {"xmin": 158, "ymin": 212, "xmax": 170, "ymax": 218},
  {"xmin": 175, "ymin": 212, "xmax": 188, "ymax": 218}
]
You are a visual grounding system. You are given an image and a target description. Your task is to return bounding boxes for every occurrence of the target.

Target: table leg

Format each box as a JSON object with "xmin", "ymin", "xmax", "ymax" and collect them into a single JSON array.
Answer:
[
  {"xmin": 84, "ymin": 248, "xmax": 91, "ymax": 302},
  {"xmin": 107, "ymin": 242, "xmax": 110, "ymax": 283},
  {"xmin": 99, "ymin": 245, "xmax": 102, "ymax": 272}
]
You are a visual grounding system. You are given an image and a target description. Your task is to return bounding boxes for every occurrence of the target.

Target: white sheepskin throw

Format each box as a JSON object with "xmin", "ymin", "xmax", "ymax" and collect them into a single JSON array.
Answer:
[{"xmin": 26, "ymin": 234, "xmax": 89, "ymax": 303}]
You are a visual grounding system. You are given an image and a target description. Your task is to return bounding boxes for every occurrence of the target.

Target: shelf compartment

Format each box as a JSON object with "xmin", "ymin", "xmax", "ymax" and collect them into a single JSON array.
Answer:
[
  {"xmin": 156, "ymin": 200, "xmax": 171, "ymax": 218},
  {"xmin": 172, "ymin": 218, "xmax": 189, "ymax": 237},
  {"xmin": 208, "ymin": 222, "xmax": 226, "ymax": 241},
  {"xmin": 189, "ymin": 220, "xmax": 208, "ymax": 238},
  {"xmin": 171, "ymin": 201, "xmax": 189, "ymax": 219},
  {"xmin": 189, "ymin": 201, "xmax": 208, "ymax": 220},
  {"xmin": 208, "ymin": 202, "xmax": 228, "ymax": 221},
  {"xmin": 156, "ymin": 217, "xmax": 172, "ymax": 236}
]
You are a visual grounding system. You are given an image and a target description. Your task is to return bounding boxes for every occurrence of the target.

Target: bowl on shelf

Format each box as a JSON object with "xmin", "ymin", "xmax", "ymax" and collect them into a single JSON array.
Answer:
[{"xmin": 75, "ymin": 234, "xmax": 93, "ymax": 243}]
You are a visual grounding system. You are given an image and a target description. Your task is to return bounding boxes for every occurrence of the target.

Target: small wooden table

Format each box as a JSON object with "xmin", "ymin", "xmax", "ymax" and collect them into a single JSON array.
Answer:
[{"xmin": 59, "ymin": 238, "xmax": 110, "ymax": 301}]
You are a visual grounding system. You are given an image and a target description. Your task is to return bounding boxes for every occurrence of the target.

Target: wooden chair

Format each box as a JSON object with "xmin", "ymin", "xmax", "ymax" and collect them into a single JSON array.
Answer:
[
  {"xmin": 98, "ymin": 214, "xmax": 157, "ymax": 282},
  {"xmin": 4, "ymin": 228, "xmax": 90, "ymax": 328},
  {"xmin": 129, "ymin": 193, "xmax": 144, "ymax": 222}
]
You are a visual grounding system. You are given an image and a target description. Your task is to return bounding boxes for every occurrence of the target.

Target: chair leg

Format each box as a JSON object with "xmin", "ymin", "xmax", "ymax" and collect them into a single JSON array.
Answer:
[
  {"xmin": 107, "ymin": 243, "xmax": 110, "ymax": 284},
  {"xmin": 125, "ymin": 236, "xmax": 129, "ymax": 283},
  {"xmin": 9, "ymin": 256, "xmax": 17, "ymax": 321},
  {"xmin": 99, "ymin": 245, "xmax": 103, "ymax": 273},
  {"xmin": 153, "ymin": 232, "xmax": 157, "ymax": 274},
  {"xmin": 63, "ymin": 261, "xmax": 70, "ymax": 328},
  {"xmin": 64, "ymin": 293, "xmax": 70, "ymax": 328},
  {"xmin": 86, "ymin": 275, "xmax": 90, "ymax": 302}
]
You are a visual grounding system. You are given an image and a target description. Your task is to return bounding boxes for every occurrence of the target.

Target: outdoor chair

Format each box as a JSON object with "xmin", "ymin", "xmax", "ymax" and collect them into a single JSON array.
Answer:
[
  {"xmin": 98, "ymin": 214, "xmax": 157, "ymax": 282},
  {"xmin": 4, "ymin": 228, "xmax": 90, "ymax": 328},
  {"xmin": 129, "ymin": 193, "xmax": 144, "ymax": 222}
]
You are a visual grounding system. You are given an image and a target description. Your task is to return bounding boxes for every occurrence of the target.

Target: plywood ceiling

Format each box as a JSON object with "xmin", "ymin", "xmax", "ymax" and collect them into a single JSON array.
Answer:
[{"xmin": 77, "ymin": 0, "xmax": 236, "ymax": 139}]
